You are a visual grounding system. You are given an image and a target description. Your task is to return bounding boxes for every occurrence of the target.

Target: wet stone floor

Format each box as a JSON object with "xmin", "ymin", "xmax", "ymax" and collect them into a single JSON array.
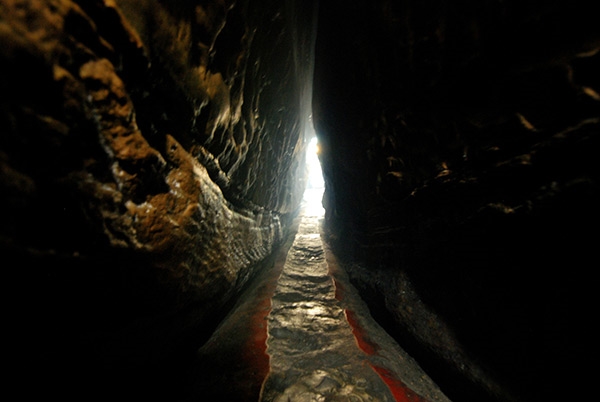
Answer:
[{"xmin": 183, "ymin": 189, "xmax": 451, "ymax": 402}]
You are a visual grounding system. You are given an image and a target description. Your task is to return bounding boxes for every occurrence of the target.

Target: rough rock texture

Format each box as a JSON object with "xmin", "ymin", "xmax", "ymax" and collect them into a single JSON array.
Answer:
[
  {"xmin": 313, "ymin": 1, "xmax": 599, "ymax": 402},
  {"xmin": 4, "ymin": 1, "xmax": 599, "ymax": 401},
  {"xmin": 1, "ymin": 0, "xmax": 317, "ymax": 397},
  {"xmin": 261, "ymin": 213, "xmax": 448, "ymax": 402}
]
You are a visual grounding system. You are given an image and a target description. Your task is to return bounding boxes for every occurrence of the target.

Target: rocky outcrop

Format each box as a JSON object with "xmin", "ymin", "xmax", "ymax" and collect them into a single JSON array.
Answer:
[
  {"xmin": 1, "ymin": 0, "xmax": 317, "ymax": 395},
  {"xmin": 313, "ymin": 1, "xmax": 600, "ymax": 401}
]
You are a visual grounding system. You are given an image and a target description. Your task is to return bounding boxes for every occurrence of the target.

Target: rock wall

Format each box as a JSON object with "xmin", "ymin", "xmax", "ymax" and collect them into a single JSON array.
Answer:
[
  {"xmin": 1, "ymin": 0, "xmax": 317, "ymax": 394},
  {"xmin": 313, "ymin": 1, "xmax": 599, "ymax": 401}
]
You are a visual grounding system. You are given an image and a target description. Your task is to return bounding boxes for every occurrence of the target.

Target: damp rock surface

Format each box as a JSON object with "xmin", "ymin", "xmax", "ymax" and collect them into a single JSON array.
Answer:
[
  {"xmin": 2, "ymin": 1, "xmax": 598, "ymax": 401},
  {"xmin": 185, "ymin": 200, "xmax": 450, "ymax": 402}
]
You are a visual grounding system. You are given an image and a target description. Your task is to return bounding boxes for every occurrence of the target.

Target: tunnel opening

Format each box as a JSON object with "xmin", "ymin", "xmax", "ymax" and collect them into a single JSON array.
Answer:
[{"xmin": 301, "ymin": 119, "xmax": 325, "ymax": 218}]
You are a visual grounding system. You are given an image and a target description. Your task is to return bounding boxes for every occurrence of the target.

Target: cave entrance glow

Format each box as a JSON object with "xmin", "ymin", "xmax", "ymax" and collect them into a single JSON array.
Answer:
[{"xmin": 302, "ymin": 135, "xmax": 325, "ymax": 217}]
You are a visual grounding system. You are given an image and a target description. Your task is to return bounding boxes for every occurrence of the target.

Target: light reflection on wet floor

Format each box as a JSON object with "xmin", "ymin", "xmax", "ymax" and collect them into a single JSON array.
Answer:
[
  {"xmin": 187, "ymin": 182, "xmax": 450, "ymax": 401},
  {"xmin": 260, "ymin": 210, "xmax": 392, "ymax": 401},
  {"xmin": 258, "ymin": 181, "xmax": 451, "ymax": 402}
]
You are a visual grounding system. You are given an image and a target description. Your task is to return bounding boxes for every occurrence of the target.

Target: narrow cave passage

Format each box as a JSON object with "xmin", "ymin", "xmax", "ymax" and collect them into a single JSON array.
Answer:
[
  {"xmin": 173, "ymin": 117, "xmax": 450, "ymax": 401},
  {"xmin": 181, "ymin": 150, "xmax": 449, "ymax": 402},
  {"xmin": 2, "ymin": 1, "xmax": 598, "ymax": 401}
]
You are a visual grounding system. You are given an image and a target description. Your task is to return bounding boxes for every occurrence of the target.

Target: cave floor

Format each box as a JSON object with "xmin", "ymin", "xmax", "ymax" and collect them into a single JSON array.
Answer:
[{"xmin": 181, "ymin": 189, "xmax": 450, "ymax": 401}]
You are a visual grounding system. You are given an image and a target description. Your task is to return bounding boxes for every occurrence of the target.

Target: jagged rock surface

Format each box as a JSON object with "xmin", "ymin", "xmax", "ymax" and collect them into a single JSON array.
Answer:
[
  {"xmin": 1, "ymin": 0, "xmax": 316, "ymax": 396},
  {"xmin": 3, "ymin": 1, "xmax": 599, "ymax": 401}
]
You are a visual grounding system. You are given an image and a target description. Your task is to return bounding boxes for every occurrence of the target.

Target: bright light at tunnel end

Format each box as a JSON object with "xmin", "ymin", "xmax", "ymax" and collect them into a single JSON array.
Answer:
[
  {"xmin": 306, "ymin": 136, "xmax": 324, "ymax": 188},
  {"xmin": 302, "ymin": 135, "xmax": 325, "ymax": 217}
]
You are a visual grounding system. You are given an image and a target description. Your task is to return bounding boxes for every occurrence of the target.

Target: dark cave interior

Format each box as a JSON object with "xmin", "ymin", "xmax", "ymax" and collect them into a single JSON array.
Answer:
[{"xmin": 1, "ymin": 1, "xmax": 598, "ymax": 401}]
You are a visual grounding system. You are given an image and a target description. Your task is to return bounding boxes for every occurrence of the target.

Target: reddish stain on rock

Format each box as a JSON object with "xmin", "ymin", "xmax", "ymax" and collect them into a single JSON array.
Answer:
[
  {"xmin": 344, "ymin": 309, "xmax": 379, "ymax": 356},
  {"xmin": 330, "ymin": 256, "xmax": 431, "ymax": 402},
  {"xmin": 344, "ymin": 308, "xmax": 429, "ymax": 401},
  {"xmin": 369, "ymin": 364, "xmax": 431, "ymax": 402},
  {"xmin": 241, "ymin": 281, "xmax": 273, "ymax": 387},
  {"xmin": 239, "ymin": 246, "xmax": 292, "ymax": 398}
]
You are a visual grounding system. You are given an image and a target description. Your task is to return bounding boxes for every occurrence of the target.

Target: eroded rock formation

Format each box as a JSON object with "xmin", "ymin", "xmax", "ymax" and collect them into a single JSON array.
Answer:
[
  {"xmin": 1, "ymin": 0, "xmax": 317, "ymax": 396},
  {"xmin": 2, "ymin": 1, "xmax": 599, "ymax": 401},
  {"xmin": 314, "ymin": 1, "xmax": 599, "ymax": 401}
]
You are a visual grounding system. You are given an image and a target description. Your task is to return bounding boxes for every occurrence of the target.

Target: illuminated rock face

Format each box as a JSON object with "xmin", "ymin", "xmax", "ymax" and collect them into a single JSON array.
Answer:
[
  {"xmin": 2, "ymin": 1, "xmax": 598, "ymax": 401},
  {"xmin": 313, "ymin": 1, "xmax": 599, "ymax": 401},
  {"xmin": 0, "ymin": 0, "xmax": 316, "ymax": 386}
]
